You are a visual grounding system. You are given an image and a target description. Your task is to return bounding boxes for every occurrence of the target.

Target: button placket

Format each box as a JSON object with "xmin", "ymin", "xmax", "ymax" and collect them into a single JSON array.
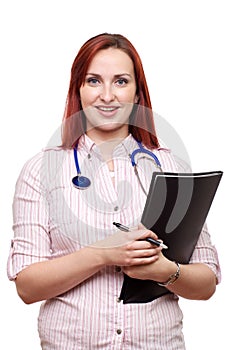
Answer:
[{"xmin": 113, "ymin": 265, "xmax": 124, "ymax": 346}]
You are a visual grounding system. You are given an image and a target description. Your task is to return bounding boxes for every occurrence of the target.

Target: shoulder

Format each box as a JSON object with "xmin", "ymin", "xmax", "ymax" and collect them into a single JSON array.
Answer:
[
  {"xmin": 172, "ymin": 155, "xmax": 192, "ymax": 173},
  {"xmin": 157, "ymin": 138, "xmax": 192, "ymax": 173},
  {"xmin": 19, "ymin": 146, "xmax": 69, "ymax": 170},
  {"xmin": 17, "ymin": 147, "xmax": 72, "ymax": 185},
  {"xmin": 153, "ymin": 142, "xmax": 192, "ymax": 173}
]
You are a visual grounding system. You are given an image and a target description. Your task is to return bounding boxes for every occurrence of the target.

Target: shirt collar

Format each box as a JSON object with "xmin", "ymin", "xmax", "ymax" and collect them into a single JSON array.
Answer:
[
  {"xmin": 78, "ymin": 133, "xmax": 170, "ymax": 154},
  {"xmin": 78, "ymin": 134, "xmax": 96, "ymax": 153},
  {"xmin": 157, "ymin": 138, "xmax": 171, "ymax": 152}
]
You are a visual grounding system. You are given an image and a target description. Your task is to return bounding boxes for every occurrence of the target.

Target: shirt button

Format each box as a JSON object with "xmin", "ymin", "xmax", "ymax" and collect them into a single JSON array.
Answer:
[
  {"xmin": 115, "ymin": 266, "xmax": 121, "ymax": 273},
  {"xmin": 116, "ymin": 297, "xmax": 121, "ymax": 303},
  {"xmin": 114, "ymin": 206, "xmax": 119, "ymax": 211},
  {"xmin": 116, "ymin": 329, "xmax": 122, "ymax": 335}
]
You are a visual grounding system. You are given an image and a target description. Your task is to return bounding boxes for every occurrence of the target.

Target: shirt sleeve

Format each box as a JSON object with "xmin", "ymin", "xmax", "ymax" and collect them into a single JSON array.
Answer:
[
  {"xmin": 7, "ymin": 152, "xmax": 51, "ymax": 280},
  {"xmin": 189, "ymin": 223, "xmax": 221, "ymax": 283}
]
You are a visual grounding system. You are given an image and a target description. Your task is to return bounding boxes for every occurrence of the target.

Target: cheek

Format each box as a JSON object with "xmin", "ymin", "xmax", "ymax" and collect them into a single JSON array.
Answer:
[
  {"xmin": 80, "ymin": 87, "xmax": 97, "ymax": 108},
  {"xmin": 118, "ymin": 88, "xmax": 137, "ymax": 103}
]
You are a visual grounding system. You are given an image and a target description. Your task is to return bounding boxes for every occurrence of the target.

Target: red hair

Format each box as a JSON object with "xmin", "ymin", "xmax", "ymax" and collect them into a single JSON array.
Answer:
[{"xmin": 62, "ymin": 33, "xmax": 159, "ymax": 149}]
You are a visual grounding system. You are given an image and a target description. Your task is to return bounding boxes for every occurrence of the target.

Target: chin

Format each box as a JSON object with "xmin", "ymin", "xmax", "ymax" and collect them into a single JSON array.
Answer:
[{"xmin": 97, "ymin": 122, "xmax": 127, "ymax": 132}]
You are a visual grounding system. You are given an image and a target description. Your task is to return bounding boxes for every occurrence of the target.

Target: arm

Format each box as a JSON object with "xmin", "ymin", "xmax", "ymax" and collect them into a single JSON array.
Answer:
[
  {"xmin": 122, "ymin": 253, "xmax": 216, "ymax": 300},
  {"xmin": 15, "ymin": 228, "xmax": 161, "ymax": 304},
  {"xmin": 15, "ymin": 246, "xmax": 105, "ymax": 304},
  {"xmin": 166, "ymin": 261, "xmax": 217, "ymax": 300}
]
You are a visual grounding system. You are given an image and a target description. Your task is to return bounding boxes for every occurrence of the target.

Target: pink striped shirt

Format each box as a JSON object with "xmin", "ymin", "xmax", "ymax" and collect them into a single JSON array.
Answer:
[{"xmin": 7, "ymin": 134, "xmax": 221, "ymax": 349}]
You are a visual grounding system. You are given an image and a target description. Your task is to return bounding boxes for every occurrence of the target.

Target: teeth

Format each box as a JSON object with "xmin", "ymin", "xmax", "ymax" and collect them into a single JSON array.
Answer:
[{"xmin": 98, "ymin": 107, "xmax": 116, "ymax": 111}]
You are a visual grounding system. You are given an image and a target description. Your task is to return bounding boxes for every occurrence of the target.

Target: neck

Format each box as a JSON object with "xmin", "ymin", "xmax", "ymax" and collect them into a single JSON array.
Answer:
[
  {"xmin": 86, "ymin": 125, "xmax": 128, "ymax": 143},
  {"xmin": 86, "ymin": 128, "xmax": 128, "ymax": 156},
  {"xmin": 86, "ymin": 130, "xmax": 129, "ymax": 167}
]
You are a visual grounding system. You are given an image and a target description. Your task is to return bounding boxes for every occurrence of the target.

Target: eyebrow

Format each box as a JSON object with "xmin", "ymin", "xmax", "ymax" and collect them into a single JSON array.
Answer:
[{"xmin": 86, "ymin": 73, "xmax": 133, "ymax": 78}]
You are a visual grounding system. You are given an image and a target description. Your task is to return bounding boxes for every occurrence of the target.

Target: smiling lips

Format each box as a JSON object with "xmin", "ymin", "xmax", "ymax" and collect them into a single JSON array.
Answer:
[
  {"xmin": 95, "ymin": 105, "xmax": 120, "ymax": 116},
  {"xmin": 96, "ymin": 106, "xmax": 119, "ymax": 111}
]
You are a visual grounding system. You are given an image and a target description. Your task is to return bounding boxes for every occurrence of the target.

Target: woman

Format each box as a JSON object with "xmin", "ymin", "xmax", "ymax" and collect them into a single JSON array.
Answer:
[{"xmin": 8, "ymin": 33, "xmax": 220, "ymax": 349}]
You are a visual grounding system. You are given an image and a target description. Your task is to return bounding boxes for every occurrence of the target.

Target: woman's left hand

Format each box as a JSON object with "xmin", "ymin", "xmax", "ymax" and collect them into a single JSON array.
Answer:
[
  {"xmin": 122, "ymin": 250, "xmax": 176, "ymax": 283},
  {"xmin": 122, "ymin": 252, "xmax": 217, "ymax": 301}
]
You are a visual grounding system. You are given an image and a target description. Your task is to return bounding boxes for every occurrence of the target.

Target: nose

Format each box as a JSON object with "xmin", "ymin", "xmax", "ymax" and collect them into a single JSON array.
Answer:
[{"xmin": 100, "ymin": 84, "xmax": 115, "ymax": 103}]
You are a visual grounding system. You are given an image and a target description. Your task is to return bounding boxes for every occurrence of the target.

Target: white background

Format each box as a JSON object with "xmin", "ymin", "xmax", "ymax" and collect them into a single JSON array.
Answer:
[{"xmin": 0, "ymin": 1, "xmax": 232, "ymax": 349}]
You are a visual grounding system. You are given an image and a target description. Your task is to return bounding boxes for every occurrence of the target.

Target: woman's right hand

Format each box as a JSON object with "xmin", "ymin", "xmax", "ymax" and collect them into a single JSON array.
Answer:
[{"xmin": 90, "ymin": 225, "xmax": 162, "ymax": 267}]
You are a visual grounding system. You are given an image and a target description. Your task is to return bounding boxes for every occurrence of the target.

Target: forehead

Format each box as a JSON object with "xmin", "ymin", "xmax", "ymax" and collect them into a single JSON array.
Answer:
[{"xmin": 87, "ymin": 48, "xmax": 135, "ymax": 74}]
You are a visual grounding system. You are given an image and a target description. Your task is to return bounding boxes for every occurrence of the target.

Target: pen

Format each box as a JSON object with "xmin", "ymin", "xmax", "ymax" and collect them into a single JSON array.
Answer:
[{"xmin": 112, "ymin": 222, "xmax": 168, "ymax": 249}]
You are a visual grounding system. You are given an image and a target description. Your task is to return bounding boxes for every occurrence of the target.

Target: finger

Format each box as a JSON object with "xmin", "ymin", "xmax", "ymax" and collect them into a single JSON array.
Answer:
[
  {"xmin": 123, "ymin": 254, "xmax": 159, "ymax": 266},
  {"xmin": 131, "ymin": 240, "xmax": 162, "ymax": 251},
  {"xmin": 126, "ymin": 228, "xmax": 159, "ymax": 244},
  {"xmin": 138, "ymin": 222, "xmax": 146, "ymax": 230},
  {"xmin": 129, "ymin": 224, "xmax": 142, "ymax": 231},
  {"xmin": 137, "ymin": 229, "xmax": 159, "ymax": 241},
  {"xmin": 129, "ymin": 248, "xmax": 159, "ymax": 258}
]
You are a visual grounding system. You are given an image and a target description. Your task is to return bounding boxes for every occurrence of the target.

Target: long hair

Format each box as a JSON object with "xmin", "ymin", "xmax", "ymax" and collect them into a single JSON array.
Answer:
[{"xmin": 61, "ymin": 33, "xmax": 159, "ymax": 149}]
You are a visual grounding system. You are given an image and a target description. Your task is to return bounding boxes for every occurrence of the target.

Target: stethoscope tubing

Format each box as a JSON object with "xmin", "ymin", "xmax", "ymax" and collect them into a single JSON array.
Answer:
[
  {"xmin": 72, "ymin": 139, "xmax": 162, "ymax": 190},
  {"xmin": 131, "ymin": 141, "xmax": 162, "ymax": 168}
]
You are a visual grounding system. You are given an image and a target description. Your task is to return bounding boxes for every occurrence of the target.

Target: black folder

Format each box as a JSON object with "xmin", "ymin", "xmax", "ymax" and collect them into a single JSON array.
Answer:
[{"xmin": 119, "ymin": 171, "xmax": 223, "ymax": 304}]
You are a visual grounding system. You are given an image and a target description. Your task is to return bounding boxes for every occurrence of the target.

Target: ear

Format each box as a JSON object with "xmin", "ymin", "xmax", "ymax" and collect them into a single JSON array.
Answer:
[{"xmin": 134, "ymin": 95, "xmax": 139, "ymax": 103}]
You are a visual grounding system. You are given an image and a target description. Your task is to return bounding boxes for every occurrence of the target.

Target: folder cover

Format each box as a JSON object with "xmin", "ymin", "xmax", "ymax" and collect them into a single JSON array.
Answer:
[{"xmin": 119, "ymin": 171, "xmax": 223, "ymax": 304}]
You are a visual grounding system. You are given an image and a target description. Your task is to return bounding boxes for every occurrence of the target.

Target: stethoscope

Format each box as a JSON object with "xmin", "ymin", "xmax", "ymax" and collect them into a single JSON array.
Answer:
[{"xmin": 72, "ymin": 139, "xmax": 163, "ymax": 195}]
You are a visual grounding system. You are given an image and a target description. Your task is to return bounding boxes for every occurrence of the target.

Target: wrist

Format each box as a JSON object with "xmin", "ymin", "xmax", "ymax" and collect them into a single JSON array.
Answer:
[
  {"xmin": 85, "ymin": 246, "xmax": 107, "ymax": 269},
  {"xmin": 157, "ymin": 261, "xmax": 180, "ymax": 287}
]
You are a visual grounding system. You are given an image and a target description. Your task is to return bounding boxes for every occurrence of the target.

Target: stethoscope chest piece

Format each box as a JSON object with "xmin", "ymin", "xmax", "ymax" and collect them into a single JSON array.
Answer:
[
  {"xmin": 72, "ymin": 147, "xmax": 91, "ymax": 189},
  {"xmin": 72, "ymin": 175, "xmax": 91, "ymax": 189}
]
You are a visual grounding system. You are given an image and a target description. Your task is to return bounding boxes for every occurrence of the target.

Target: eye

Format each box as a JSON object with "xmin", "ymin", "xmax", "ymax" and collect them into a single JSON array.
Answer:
[
  {"xmin": 116, "ymin": 78, "xmax": 128, "ymax": 86},
  {"xmin": 86, "ymin": 77, "xmax": 100, "ymax": 85}
]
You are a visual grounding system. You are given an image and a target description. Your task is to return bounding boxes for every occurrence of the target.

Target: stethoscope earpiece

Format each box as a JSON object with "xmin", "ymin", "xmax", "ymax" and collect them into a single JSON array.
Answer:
[{"xmin": 72, "ymin": 175, "xmax": 91, "ymax": 189}]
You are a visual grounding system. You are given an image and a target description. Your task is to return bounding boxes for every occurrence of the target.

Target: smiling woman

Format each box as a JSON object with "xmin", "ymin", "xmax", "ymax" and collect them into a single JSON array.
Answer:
[{"xmin": 7, "ymin": 33, "xmax": 221, "ymax": 350}]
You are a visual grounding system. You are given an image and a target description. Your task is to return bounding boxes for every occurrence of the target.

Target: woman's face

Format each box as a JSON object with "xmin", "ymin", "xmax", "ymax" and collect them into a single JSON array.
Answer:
[{"xmin": 79, "ymin": 48, "xmax": 138, "ymax": 141}]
